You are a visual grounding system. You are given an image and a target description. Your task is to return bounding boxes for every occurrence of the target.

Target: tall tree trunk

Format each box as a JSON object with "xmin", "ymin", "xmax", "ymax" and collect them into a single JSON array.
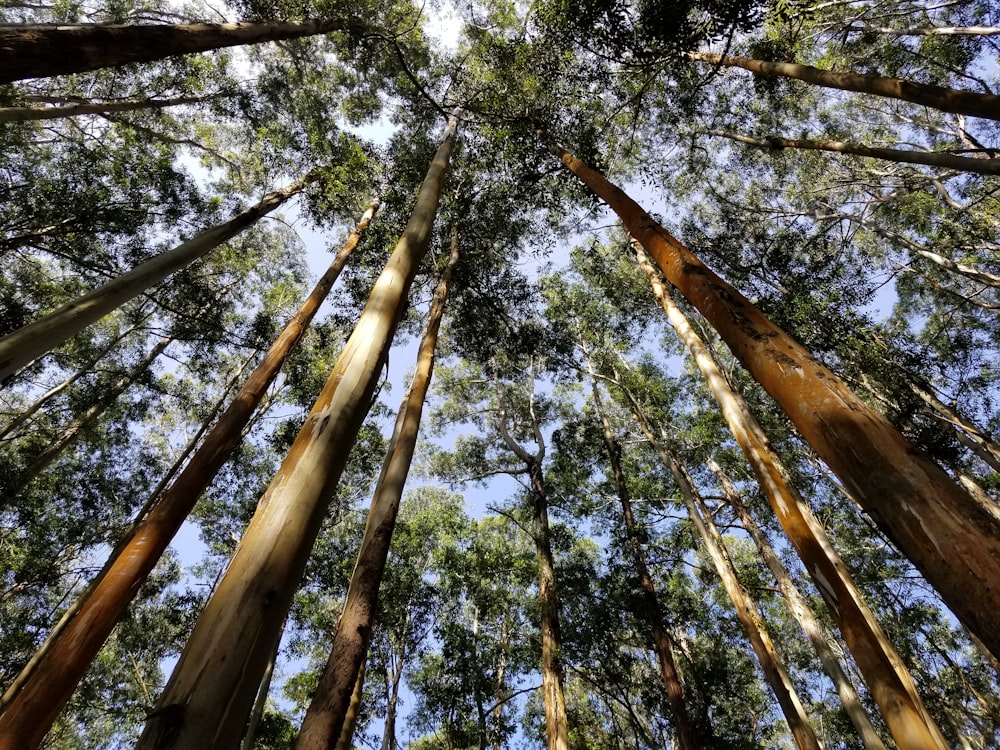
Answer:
[
  {"xmin": 583, "ymin": 360, "xmax": 705, "ymax": 750},
  {"xmin": 0, "ymin": 173, "xmax": 312, "ymax": 384},
  {"xmin": 135, "ymin": 114, "xmax": 457, "ymax": 750},
  {"xmin": 0, "ymin": 94, "xmax": 214, "ymax": 122},
  {"xmin": 687, "ymin": 52, "xmax": 1000, "ymax": 121},
  {"xmin": 296, "ymin": 228, "xmax": 460, "ymax": 750},
  {"xmin": 4, "ymin": 333, "xmax": 174, "ymax": 498},
  {"xmin": 630, "ymin": 244, "xmax": 949, "ymax": 749},
  {"xmin": 380, "ymin": 648, "xmax": 406, "ymax": 750},
  {"xmin": 649, "ymin": 433, "xmax": 821, "ymax": 750},
  {"xmin": 910, "ymin": 382, "xmax": 1000, "ymax": 474},
  {"xmin": 548, "ymin": 141, "xmax": 1000, "ymax": 661},
  {"xmin": 0, "ymin": 20, "xmax": 358, "ymax": 83},
  {"xmin": 702, "ymin": 130, "xmax": 1000, "ymax": 176},
  {"xmin": 240, "ymin": 635, "xmax": 280, "ymax": 750},
  {"xmin": 0, "ymin": 198, "xmax": 378, "ymax": 750},
  {"xmin": 706, "ymin": 458, "xmax": 888, "ymax": 750},
  {"xmin": 335, "ymin": 660, "xmax": 366, "ymax": 750}
]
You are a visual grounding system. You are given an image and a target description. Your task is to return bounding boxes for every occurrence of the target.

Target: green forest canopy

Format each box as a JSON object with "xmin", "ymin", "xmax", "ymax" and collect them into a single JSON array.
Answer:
[{"xmin": 1, "ymin": 0, "xmax": 1000, "ymax": 748}]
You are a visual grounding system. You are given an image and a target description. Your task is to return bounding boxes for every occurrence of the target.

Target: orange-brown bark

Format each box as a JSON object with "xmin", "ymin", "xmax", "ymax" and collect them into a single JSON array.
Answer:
[
  {"xmin": 549, "ymin": 141, "xmax": 1000, "ymax": 663},
  {"xmin": 295, "ymin": 230, "xmax": 459, "ymax": 750},
  {"xmin": 0, "ymin": 198, "xmax": 377, "ymax": 750}
]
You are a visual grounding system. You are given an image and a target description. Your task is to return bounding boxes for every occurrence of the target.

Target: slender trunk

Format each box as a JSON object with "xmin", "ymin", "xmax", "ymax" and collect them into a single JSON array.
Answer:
[
  {"xmin": 707, "ymin": 459, "xmax": 888, "ymax": 750},
  {"xmin": 0, "ymin": 174, "xmax": 312, "ymax": 384},
  {"xmin": 380, "ymin": 654, "xmax": 406, "ymax": 750},
  {"xmin": 0, "ymin": 198, "xmax": 378, "ymax": 749},
  {"xmin": 135, "ymin": 115, "xmax": 457, "ymax": 750},
  {"xmin": 0, "ymin": 311, "xmax": 152, "ymax": 441},
  {"xmin": 549, "ymin": 142, "xmax": 1000, "ymax": 662},
  {"xmin": 703, "ymin": 130, "xmax": 1000, "ymax": 176},
  {"xmin": 687, "ymin": 52, "xmax": 1000, "ymax": 121},
  {"xmin": 0, "ymin": 94, "xmax": 214, "ymax": 122},
  {"xmin": 630, "ymin": 244, "xmax": 949, "ymax": 748},
  {"xmin": 529, "ymin": 460, "xmax": 571, "ymax": 750},
  {"xmin": 635, "ymin": 420, "xmax": 821, "ymax": 750},
  {"xmin": 584, "ymin": 363, "xmax": 704, "ymax": 749},
  {"xmin": 296, "ymin": 228, "xmax": 460, "ymax": 750},
  {"xmin": 240, "ymin": 636, "xmax": 280, "ymax": 750},
  {"xmin": 0, "ymin": 19, "xmax": 358, "ymax": 83},
  {"xmin": 335, "ymin": 660, "xmax": 366, "ymax": 750},
  {"xmin": 4, "ymin": 333, "xmax": 173, "ymax": 498},
  {"xmin": 911, "ymin": 383, "xmax": 1000, "ymax": 474}
]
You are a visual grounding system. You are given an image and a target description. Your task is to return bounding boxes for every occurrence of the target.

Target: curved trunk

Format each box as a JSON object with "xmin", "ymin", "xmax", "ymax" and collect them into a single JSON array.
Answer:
[
  {"xmin": 135, "ymin": 115, "xmax": 456, "ymax": 750},
  {"xmin": 0, "ymin": 20, "xmax": 355, "ymax": 83},
  {"xmin": 0, "ymin": 95, "xmax": 214, "ymax": 122},
  {"xmin": 585, "ymin": 366, "xmax": 705, "ymax": 749},
  {"xmin": 0, "ymin": 198, "xmax": 378, "ymax": 750},
  {"xmin": 295, "ymin": 228, "xmax": 459, "ymax": 750},
  {"xmin": 707, "ymin": 459, "xmax": 888, "ymax": 750},
  {"xmin": 688, "ymin": 52, "xmax": 1000, "ymax": 121},
  {"xmin": 0, "ymin": 174, "xmax": 312, "ymax": 384},
  {"xmin": 632, "ymin": 244, "xmax": 948, "ymax": 749},
  {"xmin": 703, "ymin": 130, "xmax": 1000, "ymax": 177},
  {"xmin": 549, "ymin": 141, "xmax": 1000, "ymax": 663}
]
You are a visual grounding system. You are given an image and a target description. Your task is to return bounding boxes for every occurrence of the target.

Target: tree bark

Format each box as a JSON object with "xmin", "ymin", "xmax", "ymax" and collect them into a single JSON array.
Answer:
[
  {"xmin": 240, "ymin": 636, "xmax": 280, "ymax": 750},
  {"xmin": 911, "ymin": 382, "xmax": 1000, "ymax": 474},
  {"xmin": 0, "ymin": 20, "xmax": 356, "ymax": 83},
  {"xmin": 0, "ymin": 197, "xmax": 378, "ymax": 750},
  {"xmin": 703, "ymin": 129, "xmax": 1000, "ymax": 176},
  {"xmin": 335, "ymin": 660, "xmax": 366, "ymax": 750},
  {"xmin": 631, "ymin": 244, "xmax": 949, "ymax": 749},
  {"xmin": 295, "ymin": 227, "xmax": 460, "ymax": 750},
  {"xmin": 0, "ymin": 173, "xmax": 312, "ymax": 384},
  {"xmin": 687, "ymin": 52, "xmax": 1000, "ymax": 121},
  {"xmin": 584, "ymin": 362, "xmax": 706, "ymax": 749},
  {"xmin": 549, "ymin": 141, "xmax": 1000, "ymax": 662},
  {"xmin": 0, "ymin": 94, "xmax": 214, "ymax": 122},
  {"xmin": 707, "ymin": 459, "xmax": 888, "ymax": 750},
  {"xmin": 134, "ymin": 113, "xmax": 457, "ymax": 750}
]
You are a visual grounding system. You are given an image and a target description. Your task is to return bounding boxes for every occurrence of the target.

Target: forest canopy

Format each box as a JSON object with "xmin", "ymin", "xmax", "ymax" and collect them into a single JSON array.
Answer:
[{"xmin": 1, "ymin": 1, "xmax": 1000, "ymax": 749}]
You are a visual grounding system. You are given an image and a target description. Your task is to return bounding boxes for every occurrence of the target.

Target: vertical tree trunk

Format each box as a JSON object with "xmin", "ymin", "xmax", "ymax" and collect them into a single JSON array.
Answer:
[
  {"xmin": 335, "ymin": 660, "xmax": 366, "ymax": 750},
  {"xmin": 0, "ymin": 94, "xmax": 216, "ymax": 122},
  {"xmin": 295, "ymin": 228, "xmax": 460, "ymax": 750},
  {"xmin": 0, "ymin": 197, "xmax": 378, "ymax": 750},
  {"xmin": 584, "ymin": 362, "xmax": 706, "ymax": 749},
  {"xmin": 240, "ymin": 636, "xmax": 280, "ymax": 750},
  {"xmin": 686, "ymin": 52, "xmax": 1000, "ymax": 121},
  {"xmin": 549, "ymin": 141, "xmax": 1000, "ymax": 661},
  {"xmin": 706, "ymin": 458, "xmax": 888, "ymax": 750},
  {"xmin": 0, "ymin": 173, "xmax": 312, "ymax": 384},
  {"xmin": 135, "ymin": 114, "xmax": 457, "ymax": 750},
  {"xmin": 630, "ymin": 244, "xmax": 948, "ymax": 749},
  {"xmin": 380, "ymin": 653, "xmax": 406, "ymax": 750},
  {"xmin": 0, "ymin": 20, "xmax": 356, "ymax": 83},
  {"xmin": 632, "ymin": 416, "xmax": 821, "ymax": 750}
]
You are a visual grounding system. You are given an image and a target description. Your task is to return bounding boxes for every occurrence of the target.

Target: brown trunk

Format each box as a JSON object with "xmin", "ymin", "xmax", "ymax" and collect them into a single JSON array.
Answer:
[
  {"xmin": 707, "ymin": 459, "xmax": 888, "ymax": 750},
  {"xmin": 0, "ymin": 174, "xmax": 311, "ymax": 384},
  {"xmin": 584, "ymin": 363, "xmax": 705, "ymax": 749},
  {"xmin": 548, "ymin": 141, "xmax": 1000, "ymax": 662},
  {"xmin": 295, "ymin": 229, "xmax": 459, "ymax": 750},
  {"xmin": 0, "ymin": 198, "xmax": 378, "ymax": 750},
  {"xmin": 631, "ymin": 244, "xmax": 948, "ymax": 749},
  {"xmin": 688, "ymin": 52, "xmax": 1000, "ymax": 121},
  {"xmin": 703, "ymin": 130, "xmax": 1000, "ymax": 176},
  {"xmin": 4, "ymin": 333, "xmax": 173, "ymax": 498},
  {"xmin": 0, "ymin": 20, "xmax": 356, "ymax": 83},
  {"xmin": 0, "ymin": 94, "xmax": 214, "ymax": 122},
  {"xmin": 134, "ymin": 115, "xmax": 456, "ymax": 750},
  {"xmin": 335, "ymin": 660, "xmax": 366, "ymax": 750}
]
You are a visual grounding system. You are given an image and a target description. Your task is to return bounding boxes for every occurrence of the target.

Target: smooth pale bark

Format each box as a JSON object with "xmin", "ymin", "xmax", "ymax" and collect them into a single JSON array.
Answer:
[
  {"xmin": 632, "ymin": 244, "xmax": 949, "ymax": 749},
  {"xmin": 135, "ymin": 115, "xmax": 457, "ymax": 750},
  {"xmin": 335, "ymin": 660, "xmax": 366, "ymax": 750},
  {"xmin": 0, "ymin": 174, "xmax": 311, "ymax": 384},
  {"xmin": 848, "ymin": 25, "xmax": 1000, "ymax": 36},
  {"xmin": 911, "ymin": 383, "xmax": 1000, "ymax": 474},
  {"xmin": 380, "ymin": 642, "xmax": 406, "ymax": 750},
  {"xmin": 639, "ymin": 427, "xmax": 820, "ymax": 750},
  {"xmin": 0, "ymin": 20, "xmax": 356, "ymax": 83},
  {"xmin": 296, "ymin": 229, "xmax": 459, "ymax": 750},
  {"xmin": 549, "ymin": 142, "xmax": 1000, "ymax": 660},
  {"xmin": 3, "ymin": 333, "xmax": 173, "ymax": 500},
  {"xmin": 688, "ymin": 52, "xmax": 1000, "ymax": 121},
  {"xmin": 584, "ymin": 364, "xmax": 705, "ymax": 750},
  {"xmin": 0, "ymin": 198, "xmax": 377, "ymax": 749},
  {"xmin": 707, "ymin": 459, "xmax": 888, "ymax": 750},
  {"xmin": 0, "ymin": 94, "xmax": 212, "ymax": 122},
  {"xmin": 703, "ymin": 130, "xmax": 1000, "ymax": 176}
]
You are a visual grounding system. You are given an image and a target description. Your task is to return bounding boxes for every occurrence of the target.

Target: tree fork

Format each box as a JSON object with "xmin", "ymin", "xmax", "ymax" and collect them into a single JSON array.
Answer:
[{"xmin": 548, "ymin": 140, "xmax": 1000, "ymax": 661}]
